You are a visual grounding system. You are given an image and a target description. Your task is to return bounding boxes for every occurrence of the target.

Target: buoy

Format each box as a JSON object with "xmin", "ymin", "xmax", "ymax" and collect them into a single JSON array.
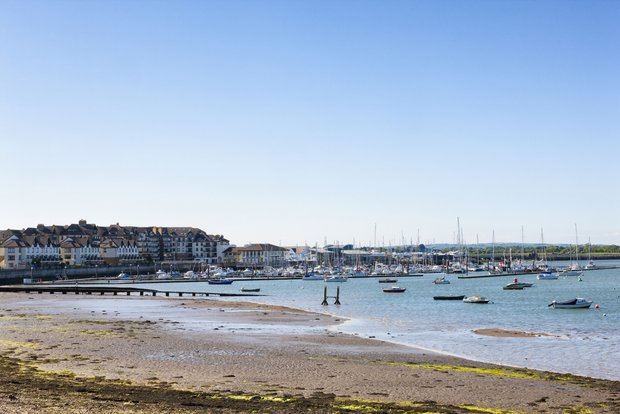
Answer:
[{"xmin": 595, "ymin": 304, "xmax": 599, "ymax": 309}]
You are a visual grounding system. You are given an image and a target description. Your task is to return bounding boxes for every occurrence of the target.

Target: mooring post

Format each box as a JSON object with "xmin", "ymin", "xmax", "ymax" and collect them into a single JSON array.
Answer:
[
  {"xmin": 62, "ymin": 291, "xmax": 67, "ymax": 295},
  {"xmin": 192, "ymin": 292, "xmax": 196, "ymax": 297},
  {"xmin": 165, "ymin": 292, "xmax": 169, "ymax": 297},
  {"xmin": 140, "ymin": 291, "xmax": 144, "ymax": 296},
  {"xmin": 178, "ymin": 292, "xmax": 183, "ymax": 297},
  {"xmin": 126, "ymin": 291, "xmax": 130, "ymax": 296},
  {"xmin": 321, "ymin": 286, "xmax": 328, "ymax": 305},
  {"xmin": 100, "ymin": 291, "xmax": 104, "ymax": 295},
  {"xmin": 334, "ymin": 286, "xmax": 341, "ymax": 305},
  {"xmin": 113, "ymin": 291, "xmax": 117, "ymax": 296},
  {"xmin": 152, "ymin": 291, "xmax": 156, "ymax": 296}
]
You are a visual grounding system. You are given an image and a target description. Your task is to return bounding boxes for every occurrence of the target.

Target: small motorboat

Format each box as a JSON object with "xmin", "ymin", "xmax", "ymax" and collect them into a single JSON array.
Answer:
[
  {"xmin": 503, "ymin": 278, "xmax": 533, "ymax": 289},
  {"xmin": 407, "ymin": 273, "xmax": 424, "ymax": 277},
  {"xmin": 302, "ymin": 273, "xmax": 324, "ymax": 280},
  {"xmin": 433, "ymin": 277, "xmax": 450, "ymax": 284},
  {"xmin": 503, "ymin": 283, "xmax": 533, "ymax": 290},
  {"xmin": 383, "ymin": 286, "xmax": 406, "ymax": 293},
  {"xmin": 537, "ymin": 272, "xmax": 558, "ymax": 280},
  {"xmin": 548, "ymin": 298, "xmax": 592, "ymax": 309},
  {"xmin": 240, "ymin": 287, "xmax": 260, "ymax": 292},
  {"xmin": 433, "ymin": 295, "xmax": 466, "ymax": 301},
  {"xmin": 208, "ymin": 278, "xmax": 233, "ymax": 285},
  {"xmin": 463, "ymin": 296, "xmax": 490, "ymax": 304},
  {"xmin": 325, "ymin": 276, "xmax": 348, "ymax": 282},
  {"xmin": 378, "ymin": 278, "xmax": 398, "ymax": 284}
]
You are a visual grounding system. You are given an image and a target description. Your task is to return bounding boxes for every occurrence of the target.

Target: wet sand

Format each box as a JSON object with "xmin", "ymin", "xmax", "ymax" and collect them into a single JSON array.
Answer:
[
  {"xmin": 0, "ymin": 292, "xmax": 619, "ymax": 413},
  {"xmin": 474, "ymin": 328, "xmax": 555, "ymax": 338}
]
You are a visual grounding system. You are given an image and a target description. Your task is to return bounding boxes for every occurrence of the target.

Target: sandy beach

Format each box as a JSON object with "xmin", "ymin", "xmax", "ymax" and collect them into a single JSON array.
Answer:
[{"xmin": 0, "ymin": 292, "xmax": 618, "ymax": 413}]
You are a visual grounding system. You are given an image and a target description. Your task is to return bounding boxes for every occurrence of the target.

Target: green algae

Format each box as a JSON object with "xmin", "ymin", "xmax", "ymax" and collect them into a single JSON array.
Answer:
[
  {"xmin": 385, "ymin": 361, "xmax": 573, "ymax": 382},
  {"xmin": 77, "ymin": 329, "xmax": 121, "ymax": 337},
  {"xmin": 331, "ymin": 402, "xmax": 382, "ymax": 412},
  {"xmin": 459, "ymin": 405, "xmax": 523, "ymax": 414},
  {"xmin": 0, "ymin": 339, "xmax": 39, "ymax": 349},
  {"xmin": 0, "ymin": 314, "xmax": 51, "ymax": 320},
  {"xmin": 34, "ymin": 369, "xmax": 76, "ymax": 378}
]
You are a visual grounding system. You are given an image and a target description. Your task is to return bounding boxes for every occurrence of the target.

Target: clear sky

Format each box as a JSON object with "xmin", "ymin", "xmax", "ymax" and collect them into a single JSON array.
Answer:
[{"xmin": 1, "ymin": 0, "xmax": 618, "ymax": 246}]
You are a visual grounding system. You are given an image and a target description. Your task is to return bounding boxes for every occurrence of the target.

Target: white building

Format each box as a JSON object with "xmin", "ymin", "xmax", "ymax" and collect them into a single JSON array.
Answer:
[{"xmin": 233, "ymin": 244, "xmax": 288, "ymax": 267}]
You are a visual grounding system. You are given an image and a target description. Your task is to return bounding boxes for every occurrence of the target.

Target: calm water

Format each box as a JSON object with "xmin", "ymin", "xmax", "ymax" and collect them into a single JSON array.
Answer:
[{"xmin": 110, "ymin": 261, "xmax": 620, "ymax": 380}]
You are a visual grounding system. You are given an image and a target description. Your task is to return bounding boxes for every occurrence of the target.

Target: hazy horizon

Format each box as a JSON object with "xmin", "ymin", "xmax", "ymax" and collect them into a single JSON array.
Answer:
[{"xmin": 2, "ymin": 1, "xmax": 618, "ymax": 246}]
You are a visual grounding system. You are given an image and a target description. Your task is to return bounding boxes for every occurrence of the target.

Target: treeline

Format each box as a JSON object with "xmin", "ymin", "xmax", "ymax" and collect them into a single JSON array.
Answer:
[{"xmin": 462, "ymin": 245, "xmax": 620, "ymax": 258}]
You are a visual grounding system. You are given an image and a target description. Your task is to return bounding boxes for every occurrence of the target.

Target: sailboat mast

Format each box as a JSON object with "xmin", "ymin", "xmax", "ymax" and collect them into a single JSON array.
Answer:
[
  {"xmin": 491, "ymin": 230, "xmax": 495, "ymax": 271},
  {"xmin": 456, "ymin": 217, "xmax": 462, "ymax": 264},
  {"xmin": 521, "ymin": 225, "xmax": 525, "ymax": 262},
  {"xmin": 574, "ymin": 223, "xmax": 580, "ymax": 264},
  {"xmin": 541, "ymin": 228, "xmax": 546, "ymax": 265}
]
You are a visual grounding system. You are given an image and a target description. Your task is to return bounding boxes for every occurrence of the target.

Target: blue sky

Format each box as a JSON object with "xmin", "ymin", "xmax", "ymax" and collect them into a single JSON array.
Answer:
[{"xmin": 1, "ymin": 0, "xmax": 619, "ymax": 246}]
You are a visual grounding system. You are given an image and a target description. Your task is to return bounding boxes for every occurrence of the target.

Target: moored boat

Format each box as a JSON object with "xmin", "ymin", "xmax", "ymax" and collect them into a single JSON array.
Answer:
[
  {"xmin": 433, "ymin": 295, "xmax": 466, "ymax": 300},
  {"xmin": 463, "ymin": 296, "xmax": 490, "ymax": 304},
  {"xmin": 503, "ymin": 281, "xmax": 533, "ymax": 290},
  {"xmin": 433, "ymin": 277, "xmax": 450, "ymax": 284},
  {"xmin": 548, "ymin": 298, "xmax": 592, "ymax": 309},
  {"xmin": 240, "ymin": 287, "xmax": 260, "ymax": 292},
  {"xmin": 537, "ymin": 271, "xmax": 559, "ymax": 280},
  {"xmin": 325, "ymin": 276, "xmax": 348, "ymax": 282},
  {"xmin": 378, "ymin": 278, "xmax": 398, "ymax": 284},
  {"xmin": 156, "ymin": 270, "xmax": 169, "ymax": 279},
  {"xmin": 503, "ymin": 278, "xmax": 533, "ymax": 289},
  {"xmin": 208, "ymin": 278, "xmax": 233, "ymax": 285},
  {"xmin": 383, "ymin": 286, "xmax": 406, "ymax": 293},
  {"xmin": 561, "ymin": 269, "xmax": 584, "ymax": 277},
  {"xmin": 503, "ymin": 283, "xmax": 525, "ymax": 290}
]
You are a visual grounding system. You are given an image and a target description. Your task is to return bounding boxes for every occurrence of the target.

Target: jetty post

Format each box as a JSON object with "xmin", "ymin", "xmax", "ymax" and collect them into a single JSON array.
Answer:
[{"xmin": 321, "ymin": 286, "xmax": 341, "ymax": 305}]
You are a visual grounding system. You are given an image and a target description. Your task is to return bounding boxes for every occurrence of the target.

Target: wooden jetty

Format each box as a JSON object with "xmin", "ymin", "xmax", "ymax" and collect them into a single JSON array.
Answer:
[{"xmin": 0, "ymin": 285, "xmax": 262, "ymax": 298}]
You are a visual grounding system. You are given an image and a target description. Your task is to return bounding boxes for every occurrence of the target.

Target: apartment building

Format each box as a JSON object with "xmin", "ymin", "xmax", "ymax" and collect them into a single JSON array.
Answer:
[{"xmin": 0, "ymin": 221, "xmax": 229, "ymax": 269}]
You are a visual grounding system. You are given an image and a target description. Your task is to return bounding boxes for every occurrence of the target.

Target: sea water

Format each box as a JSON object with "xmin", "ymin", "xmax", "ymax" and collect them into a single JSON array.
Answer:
[{"xmin": 113, "ymin": 262, "xmax": 620, "ymax": 380}]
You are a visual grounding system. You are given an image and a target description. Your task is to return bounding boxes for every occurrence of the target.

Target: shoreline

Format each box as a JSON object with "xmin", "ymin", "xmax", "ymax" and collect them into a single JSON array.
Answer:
[{"xmin": 0, "ymin": 293, "xmax": 619, "ymax": 413}]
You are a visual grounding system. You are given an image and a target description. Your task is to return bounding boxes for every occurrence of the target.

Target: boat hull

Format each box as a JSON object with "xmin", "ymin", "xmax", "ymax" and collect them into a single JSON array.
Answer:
[
  {"xmin": 463, "ymin": 296, "xmax": 490, "ymax": 304},
  {"xmin": 208, "ymin": 279, "xmax": 233, "ymax": 285},
  {"xmin": 549, "ymin": 298, "xmax": 592, "ymax": 309},
  {"xmin": 383, "ymin": 287, "xmax": 406, "ymax": 293},
  {"xmin": 433, "ymin": 295, "xmax": 465, "ymax": 300}
]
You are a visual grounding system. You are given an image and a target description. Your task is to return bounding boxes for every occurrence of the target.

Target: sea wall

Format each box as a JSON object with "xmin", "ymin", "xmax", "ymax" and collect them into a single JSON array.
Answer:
[{"xmin": 0, "ymin": 266, "xmax": 156, "ymax": 284}]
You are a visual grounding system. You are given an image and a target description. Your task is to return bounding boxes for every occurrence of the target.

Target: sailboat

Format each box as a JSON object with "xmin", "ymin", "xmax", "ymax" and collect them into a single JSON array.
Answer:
[
  {"xmin": 537, "ymin": 229, "xmax": 558, "ymax": 280},
  {"xmin": 584, "ymin": 237, "xmax": 597, "ymax": 270},
  {"xmin": 561, "ymin": 224, "xmax": 584, "ymax": 277}
]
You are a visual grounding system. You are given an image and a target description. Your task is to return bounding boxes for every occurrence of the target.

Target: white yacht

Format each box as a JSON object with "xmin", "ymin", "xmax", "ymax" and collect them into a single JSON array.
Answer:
[
  {"xmin": 548, "ymin": 298, "xmax": 592, "ymax": 309},
  {"xmin": 537, "ymin": 271, "xmax": 559, "ymax": 280}
]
